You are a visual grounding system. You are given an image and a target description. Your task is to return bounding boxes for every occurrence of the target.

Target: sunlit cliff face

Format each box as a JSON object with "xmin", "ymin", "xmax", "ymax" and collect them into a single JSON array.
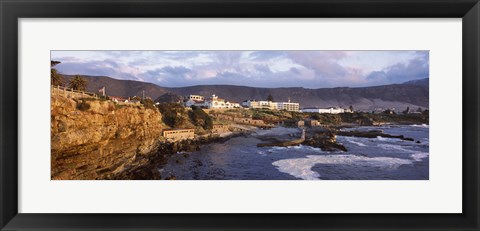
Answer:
[{"xmin": 51, "ymin": 95, "xmax": 164, "ymax": 180}]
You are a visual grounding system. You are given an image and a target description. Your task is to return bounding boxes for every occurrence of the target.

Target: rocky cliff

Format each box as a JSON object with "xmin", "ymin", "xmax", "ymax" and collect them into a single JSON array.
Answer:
[{"xmin": 51, "ymin": 95, "xmax": 166, "ymax": 180}]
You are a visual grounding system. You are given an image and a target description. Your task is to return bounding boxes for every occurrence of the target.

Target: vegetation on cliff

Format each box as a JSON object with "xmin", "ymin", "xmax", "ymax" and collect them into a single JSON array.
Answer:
[
  {"xmin": 157, "ymin": 103, "xmax": 193, "ymax": 128},
  {"xmin": 156, "ymin": 103, "xmax": 214, "ymax": 133},
  {"xmin": 50, "ymin": 60, "xmax": 63, "ymax": 86},
  {"xmin": 189, "ymin": 105, "xmax": 214, "ymax": 130},
  {"xmin": 68, "ymin": 75, "xmax": 88, "ymax": 91}
]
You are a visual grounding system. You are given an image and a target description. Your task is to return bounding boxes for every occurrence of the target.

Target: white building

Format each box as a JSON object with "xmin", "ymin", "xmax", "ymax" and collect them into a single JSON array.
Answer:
[
  {"xmin": 188, "ymin": 95, "xmax": 204, "ymax": 101},
  {"xmin": 244, "ymin": 99, "xmax": 299, "ymax": 112},
  {"xmin": 204, "ymin": 94, "xmax": 240, "ymax": 109},
  {"xmin": 301, "ymin": 107, "xmax": 351, "ymax": 114},
  {"xmin": 278, "ymin": 102, "xmax": 300, "ymax": 112},
  {"xmin": 243, "ymin": 100, "xmax": 261, "ymax": 109},
  {"xmin": 185, "ymin": 95, "xmax": 206, "ymax": 107}
]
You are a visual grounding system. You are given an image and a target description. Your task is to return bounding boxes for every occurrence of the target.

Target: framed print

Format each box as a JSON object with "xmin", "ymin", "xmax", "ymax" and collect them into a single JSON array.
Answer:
[{"xmin": 1, "ymin": 0, "xmax": 479, "ymax": 230}]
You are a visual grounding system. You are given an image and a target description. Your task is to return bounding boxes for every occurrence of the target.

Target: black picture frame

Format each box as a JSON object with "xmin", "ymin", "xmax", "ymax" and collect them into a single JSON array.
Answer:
[{"xmin": 1, "ymin": 0, "xmax": 479, "ymax": 230}]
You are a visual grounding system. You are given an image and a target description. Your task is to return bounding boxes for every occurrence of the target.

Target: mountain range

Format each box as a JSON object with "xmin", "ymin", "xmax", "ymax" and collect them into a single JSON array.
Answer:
[{"xmin": 63, "ymin": 75, "xmax": 429, "ymax": 111}]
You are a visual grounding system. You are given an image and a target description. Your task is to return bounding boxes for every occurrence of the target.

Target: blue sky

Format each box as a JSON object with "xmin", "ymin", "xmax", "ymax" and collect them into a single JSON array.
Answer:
[{"xmin": 51, "ymin": 50, "xmax": 429, "ymax": 88}]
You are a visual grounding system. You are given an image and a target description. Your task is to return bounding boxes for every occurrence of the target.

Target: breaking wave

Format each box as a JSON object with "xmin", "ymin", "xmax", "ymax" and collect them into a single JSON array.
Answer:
[
  {"xmin": 411, "ymin": 124, "xmax": 429, "ymax": 128},
  {"xmin": 411, "ymin": 152, "xmax": 429, "ymax": 161},
  {"xmin": 272, "ymin": 155, "xmax": 413, "ymax": 180},
  {"xmin": 344, "ymin": 137, "xmax": 367, "ymax": 147}
]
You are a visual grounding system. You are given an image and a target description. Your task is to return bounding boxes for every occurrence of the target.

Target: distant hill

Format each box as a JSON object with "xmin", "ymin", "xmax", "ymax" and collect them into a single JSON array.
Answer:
[
  {"xmin": 154, "ymin": 92, "xmax": 184, "ymax": 103},
  {"xmin": 402, "ymin": 78, "xmax": 429, "ymax": 88},
  {"xmin": 63, "ymin": 75, "xmax": 429, "ymax": 111},
  {"xmin": 63, "ymin": 75, "xmax": 170, "ymax": 99}
]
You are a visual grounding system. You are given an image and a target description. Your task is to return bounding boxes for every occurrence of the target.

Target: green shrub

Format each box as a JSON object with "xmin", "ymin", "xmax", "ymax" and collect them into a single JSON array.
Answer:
[
  {"xmin": 157, "ymin": 102, "xmax": 188, "ymax": 128},
  {"xmin": 189, "ymin": 105, "xmax": 213, "ymax": 130},
  {"xmin": 141, "ymin": 98, "xmax": 156, "ymax": 110}
]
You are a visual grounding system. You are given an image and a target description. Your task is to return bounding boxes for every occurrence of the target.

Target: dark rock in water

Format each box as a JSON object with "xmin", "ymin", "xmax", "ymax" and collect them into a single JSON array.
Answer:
[
  {"xmin": 111, "ymin": 154, "xmax": 163, "ymax": 180},
  {"xmin": 369, "ymin": 130, "xmax": 383, "ymax": 133},
  {"xmin": 357, "ymin": 117, "xmax": 374, "ymax": 126},
  {"xmin": 416, "ymin": 140, "xmax": 421, "ymax": 144},
  {"xmin": 303, "ymin": 130, "xmax": 347, "ymax": 152},
  {"xmin": 337, "ymin": 130, "xmax": 414, "ymax": 141}
]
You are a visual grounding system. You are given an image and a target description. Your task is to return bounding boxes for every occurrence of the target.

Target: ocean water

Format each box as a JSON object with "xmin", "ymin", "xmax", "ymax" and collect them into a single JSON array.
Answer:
[{"xmin": 158, "ymin": 125, "xmax": 429, "ymax": 180}]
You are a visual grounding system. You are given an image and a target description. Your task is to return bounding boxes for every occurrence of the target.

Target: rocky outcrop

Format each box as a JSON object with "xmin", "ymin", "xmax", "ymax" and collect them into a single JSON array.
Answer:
[
  {"xmin": 303, "ymin": 130, "xmax": 347, "ymax": 152},
  {"xmin": 257, "ymin": 129, "xmax": 305, "ymax": 147},
  {"xmin": 51, "ymin": 95, "xmax": 166, "ymax": 180}
]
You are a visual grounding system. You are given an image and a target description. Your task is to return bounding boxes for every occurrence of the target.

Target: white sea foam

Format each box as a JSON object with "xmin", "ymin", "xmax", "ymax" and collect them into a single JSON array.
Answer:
[
  {"xmin": 287, "ymin": 145, "xmax": 303, "ymax": 149},
  {"xmin": 344, "ymin": 137, "xmax": 367, "ymax": 147},
  {"xmin": 265, "ymin": 145, "xmax": 323, "ymax": 154},
  {"xmin": 411, "ymin": 152, "xmax": 429, "ymax": 161},
  {"xmin": 411, "ymin": 124, "xmax": 429, "ymax": 128},
  {"xmin": 378, "ymin": 144, "xmax": 429, "ymax": 162},
  {"xmin": 376, "ymin": 136, "xmax": 387, "ymax": 141},
  {"xmin": 378, "ymin": 143, "xmax": 414, "ymax": 153},
  {"xmin": 305, "ymin": 146, "xmax": 323, "ymax": 152},
  {"xmin": 268, "ymin": 146, "xmax": 286, "ymax": 151},
  {"xmin": 272, "ymin": 155, "xmax": 413, "ymax": 180}
]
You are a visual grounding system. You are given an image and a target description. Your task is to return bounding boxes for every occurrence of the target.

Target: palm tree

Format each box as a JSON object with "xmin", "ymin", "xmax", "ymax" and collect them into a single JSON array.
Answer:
[
  {"xmin": 68, "ymin": 75, "xmax": 88, "ymax": 91},
  {"xmin": 50, "ymin": 68, "xmax": 63, "ymax": 86},
  {"xmin": 266, "ymin": 94, "xmax": 274, "ymax": 102},
  {"xmin": 50, "ymin": 60, "xmax": 63, "ymax": 86}
]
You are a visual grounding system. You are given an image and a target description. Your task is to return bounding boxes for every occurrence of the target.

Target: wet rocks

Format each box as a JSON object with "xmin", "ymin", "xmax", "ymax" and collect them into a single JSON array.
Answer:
[
  {"xmin": 115, "ymin": 132, "xmax": 248, "ymax": 179},
  {"xmin": 303, "ymin": 130, "xmax": 347, "ymax": 152}
]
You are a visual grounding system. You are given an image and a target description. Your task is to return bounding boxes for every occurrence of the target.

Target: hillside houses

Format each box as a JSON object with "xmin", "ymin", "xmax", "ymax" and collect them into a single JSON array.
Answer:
[
  {"xmin": 205, "ymin": 94, "xmax": 241, "ymax": 109},
  {"xmin": 185, "ymin": 95, "xmax": 205, "ymax": 107},
  {"xmin": 242, "ymin": 99, "xmax": 300, "ymax": 112},
  {"xmin": 110, "ymin": 96, "xmax": 129, "ymax": 103},
  {"xmin": 301, "ymin": 107, "xmax": 352, "ymax": 114},
  {"xmin": 184, "ymin": 94, "xmax": 240, "ymax": 109}
]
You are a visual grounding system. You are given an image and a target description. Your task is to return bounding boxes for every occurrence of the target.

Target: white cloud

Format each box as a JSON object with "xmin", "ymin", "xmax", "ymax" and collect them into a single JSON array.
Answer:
[{"xmin": 51, "ymin": 50, "xmax": 429, "ymax": 88}]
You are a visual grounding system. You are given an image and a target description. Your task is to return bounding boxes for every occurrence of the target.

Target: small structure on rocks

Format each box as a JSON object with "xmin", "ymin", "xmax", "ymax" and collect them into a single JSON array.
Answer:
[
  {"xmin": 162, "ymin": 128, "xmax": 195, "ymax": 142},
  {"xmin": 212, "ymin": 124, "xmax": 230, "ymax": 133}
]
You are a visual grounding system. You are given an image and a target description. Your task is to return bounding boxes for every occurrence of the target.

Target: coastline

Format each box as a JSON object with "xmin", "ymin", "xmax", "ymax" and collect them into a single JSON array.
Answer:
[
  {"xmin": 110, "ymin": 124, "xmax": 258, "ymax": 179},
  {"xmin": 157, "ymin": 124, "xmax": 429, "ymax": 180},
  {"xmin": 98, "ymin": 120, "xmax": 429, "ymax": 180}
]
